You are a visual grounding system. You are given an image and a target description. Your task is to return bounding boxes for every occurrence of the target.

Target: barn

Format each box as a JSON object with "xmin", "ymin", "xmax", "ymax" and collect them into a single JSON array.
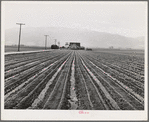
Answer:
[{"xmin": 69, "ymin": 42, "xmax": 80, "ymax": 50}]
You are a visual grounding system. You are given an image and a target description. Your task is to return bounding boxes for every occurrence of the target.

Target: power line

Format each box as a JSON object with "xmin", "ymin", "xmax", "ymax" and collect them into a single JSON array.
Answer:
[
  {"xmin": 16, "ymin": 23, "xmax": 25, "ymax": 51},
  {"xmin": 44, "ymin": 35, "xmax": 49, "ymax": 50}
]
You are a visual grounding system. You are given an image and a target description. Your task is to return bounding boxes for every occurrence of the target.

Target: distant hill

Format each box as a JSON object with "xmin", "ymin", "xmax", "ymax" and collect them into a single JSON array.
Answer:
[{"xmin": 5, "ymin": 27, "xmax": 145, "ymax": 49}]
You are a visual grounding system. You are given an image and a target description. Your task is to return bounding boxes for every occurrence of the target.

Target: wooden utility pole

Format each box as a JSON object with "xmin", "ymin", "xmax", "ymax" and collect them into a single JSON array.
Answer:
[
  {"xmin": 55, "ymin": 39, "xmax": 57, "ymax": 45},
  {"xmin": 16, "ymin": 23, "xmax": 25, "ymax": 51},
  {"xmin": 44, "ymin": 35, "xmax": 49, "ymax": 50},
  {"xmin": 58, "ymin": 41, "xmax": 60, "ymax": 47}
]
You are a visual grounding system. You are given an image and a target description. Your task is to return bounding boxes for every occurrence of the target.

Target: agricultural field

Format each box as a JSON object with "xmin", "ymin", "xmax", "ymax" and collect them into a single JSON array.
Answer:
[
  {"xmin": 5, "ymin": 46, "xmax": 49, "ymax": 52},
  {"xmin": 4, "ymin": 49, "xmax": 144, "ymax": 110}
]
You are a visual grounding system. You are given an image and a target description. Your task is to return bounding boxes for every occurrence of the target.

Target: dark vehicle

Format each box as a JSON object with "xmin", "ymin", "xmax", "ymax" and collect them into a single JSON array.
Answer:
[
  {"xmin": 60, "ymin": 46, "xmax": 65, "ymax": 49},
  {"xmin": 86, "ymin": 48, "xmax": 92, "ymax": 51},
  {"xmin": 51, "ymin": 45, "xmax": 59, "ymax": 49},
  {"xmin": 80, "ymin": 46, "xmax": 85, "ymax": 50}
]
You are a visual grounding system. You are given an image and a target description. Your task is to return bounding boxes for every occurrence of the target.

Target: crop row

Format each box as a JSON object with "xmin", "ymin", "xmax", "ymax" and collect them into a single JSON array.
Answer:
[
  {"xmin": 77, "ymin": 51, "xmax": 144, "ymax": 109},
  {"xmin": 5, "ymin": 50, "xmax": 72, "ymax": 108},
  {"xmin": 4, "ymin": 50, "xmax": 144, "ymax": 110}
]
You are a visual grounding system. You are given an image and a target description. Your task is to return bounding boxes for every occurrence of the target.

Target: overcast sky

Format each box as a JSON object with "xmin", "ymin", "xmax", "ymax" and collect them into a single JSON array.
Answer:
[{"xmin": 3, "ymin": 1, "xmax": 147, "ymax": 37}]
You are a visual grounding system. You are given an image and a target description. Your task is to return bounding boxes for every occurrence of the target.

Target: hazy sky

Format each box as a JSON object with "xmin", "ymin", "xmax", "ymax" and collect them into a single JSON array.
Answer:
[{"xmin": 3, "ymin": 1, "xmax": 147, "ymax": 37}]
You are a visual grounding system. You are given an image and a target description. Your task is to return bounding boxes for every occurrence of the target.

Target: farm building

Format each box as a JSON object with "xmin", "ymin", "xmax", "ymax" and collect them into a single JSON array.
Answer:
[
  {"xmin": 69, "ymin": 42, "xmax": 80, "ymax": 47},
  {"xmin": 65, "ymin": 42, "xmax": 69, "ymax": 48},
  {"xmin": 69, "ymin": 42, "xmax": 81, "ymax": 50}
]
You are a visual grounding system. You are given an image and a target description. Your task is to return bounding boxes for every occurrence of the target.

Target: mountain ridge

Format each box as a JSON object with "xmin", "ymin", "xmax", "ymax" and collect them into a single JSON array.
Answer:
[{"xmin": 5, "ymin": 27, "xmax": 145, "ymax": 49}]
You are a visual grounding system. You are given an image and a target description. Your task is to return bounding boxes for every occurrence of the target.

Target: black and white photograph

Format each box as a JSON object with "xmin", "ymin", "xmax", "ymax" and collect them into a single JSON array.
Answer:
[{"xmin": 1, "ymin": 1, "xmax": 148, "ymax": 121}]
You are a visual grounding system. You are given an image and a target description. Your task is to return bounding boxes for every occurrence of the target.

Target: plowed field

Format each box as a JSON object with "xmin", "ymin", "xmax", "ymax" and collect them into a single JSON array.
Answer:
[{"xmin": 4, "ymin": 50, "xmax": 144, "ymax": 110}]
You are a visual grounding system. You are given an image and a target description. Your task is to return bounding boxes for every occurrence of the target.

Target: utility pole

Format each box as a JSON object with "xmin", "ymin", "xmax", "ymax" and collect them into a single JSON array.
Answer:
[
  {"xmin": 16, "ymin": 23, "xmax": 25, "ymax": 51},
  {"xmin": 44, "ymin": 35, "xmax": 49, "ymax": 50},
  {"xmin": 55, "ymin": 39, "xmax": 57, "ymax": 45},
  {"xmin": 58, "ymin": 41, "xmax": 60, "ymax": 47}
]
